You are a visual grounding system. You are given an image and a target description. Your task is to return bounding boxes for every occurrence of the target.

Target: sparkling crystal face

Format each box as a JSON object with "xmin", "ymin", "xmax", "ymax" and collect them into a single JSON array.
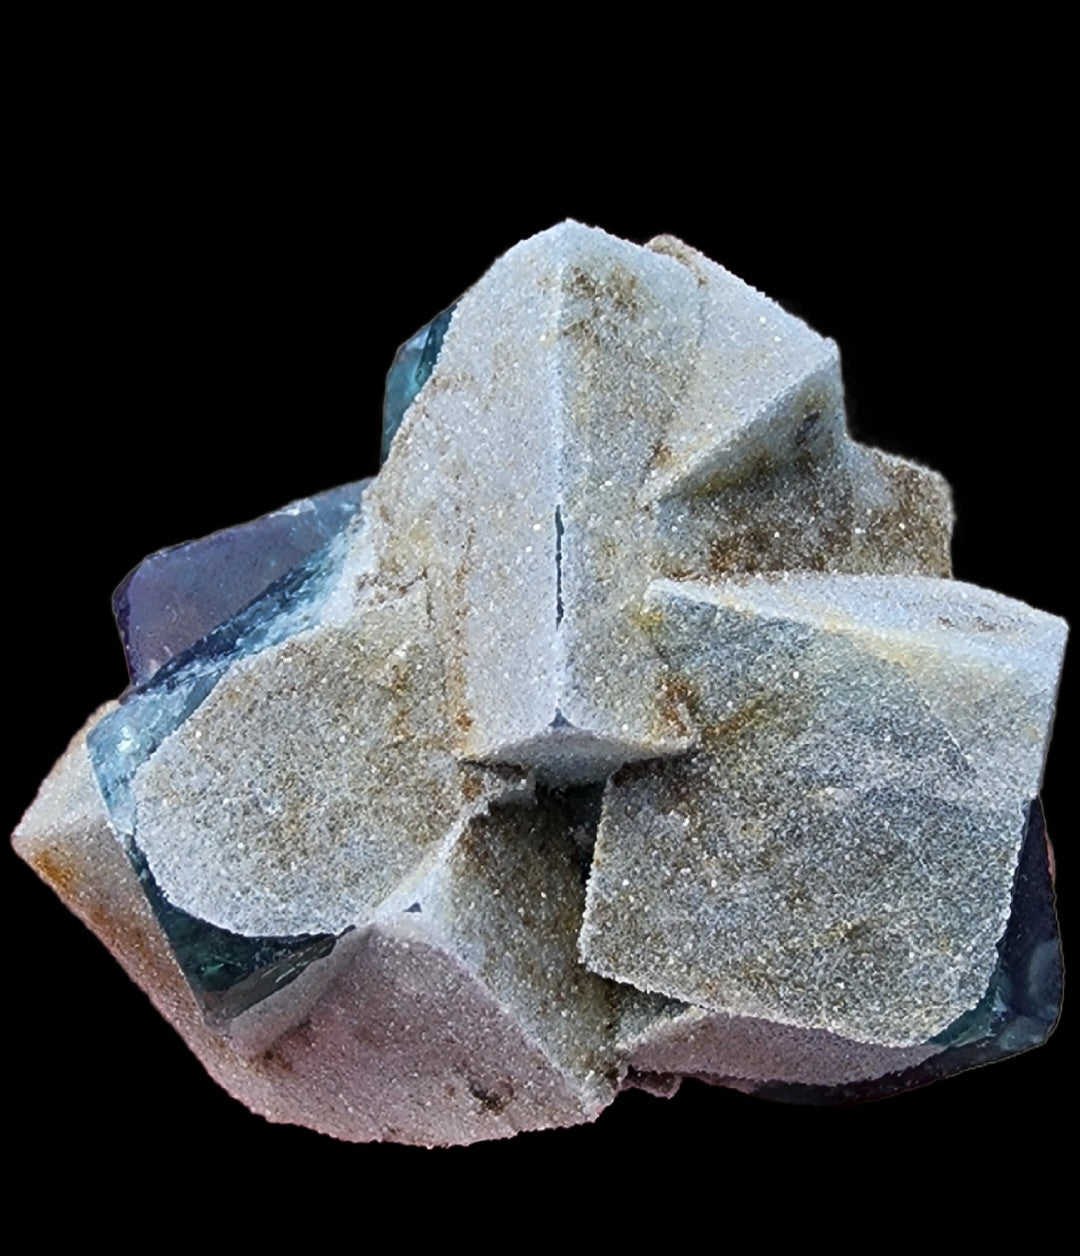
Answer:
[
  {"xmin": 749, "ymin": 797, "xmax": 1061, "ymax": 1103},
  {"xmin": 12, "ymin": 222, "xmax": 1068, "ymax": 1149}
]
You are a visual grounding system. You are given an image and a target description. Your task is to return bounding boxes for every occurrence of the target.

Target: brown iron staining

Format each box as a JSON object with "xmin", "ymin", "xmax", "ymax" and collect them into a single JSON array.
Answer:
[
  {"xmin": 30, "ymin": 847, "xmax": 78, "ymax": 895},
  {"xmin": 565, "ymin": 264, "xmax": 643, "ymax": 322},
  {"xmin": 467, "ymin": 1075, "xmax": 515, "ymax": 1115},
  {"xmin": 445, "ymin": 523, "xmax": 476, "ymax": 753},
  {"xmin": 256, "ymin": 1017, "xmax": 316, "ymax": 1076},
  {"xmin": 648, "ymin": 440, "xmax": 674, "ymax": 475},
  {"xmin": 854, "ymin": 452, "xmax": 953, "ymax": 578},
  {"xmin": 657, "ymin": 443, "xmax": 950, "ymax": 584},
  {"xmin": 658, "ymin": 451, "xmax": 855, "ymax": 582}
]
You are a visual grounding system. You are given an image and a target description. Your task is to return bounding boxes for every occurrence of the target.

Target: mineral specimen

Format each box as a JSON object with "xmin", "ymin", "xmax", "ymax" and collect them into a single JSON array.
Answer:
[{"xmin": 13, "ymin": 222, "xmax": 1068, "ymax": 1145}]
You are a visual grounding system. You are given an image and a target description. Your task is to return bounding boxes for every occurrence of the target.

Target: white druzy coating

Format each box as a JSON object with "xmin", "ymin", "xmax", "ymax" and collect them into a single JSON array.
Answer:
[{"xmin": 582, "ymin": 575, "xmax": 1065, "ymax": 1044}]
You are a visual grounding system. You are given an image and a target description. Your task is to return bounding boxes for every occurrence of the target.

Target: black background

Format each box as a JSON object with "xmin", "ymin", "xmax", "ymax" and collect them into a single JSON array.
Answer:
[{"xmin": 6, "ymin": 197, "xmax": 1075, "ymax": 1165}]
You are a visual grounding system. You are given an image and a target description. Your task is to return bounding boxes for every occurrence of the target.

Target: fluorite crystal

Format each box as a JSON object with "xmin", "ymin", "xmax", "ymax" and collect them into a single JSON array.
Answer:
[{"xmin": 13, "ymin": 223, "xmax": 1068, "ymax": 1146}]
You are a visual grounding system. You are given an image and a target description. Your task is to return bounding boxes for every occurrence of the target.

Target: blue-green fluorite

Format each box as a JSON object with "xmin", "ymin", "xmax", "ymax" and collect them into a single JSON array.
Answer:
[{"xmin": 381, "ymin": 304, "xmax": 456, "ymax": 463}]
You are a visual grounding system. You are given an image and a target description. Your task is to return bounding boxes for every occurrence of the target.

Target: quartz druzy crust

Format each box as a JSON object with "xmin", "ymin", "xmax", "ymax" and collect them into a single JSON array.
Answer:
[{"xmin": 12, "ymin": 222, "xmax": 1068, "ymax": 1146}]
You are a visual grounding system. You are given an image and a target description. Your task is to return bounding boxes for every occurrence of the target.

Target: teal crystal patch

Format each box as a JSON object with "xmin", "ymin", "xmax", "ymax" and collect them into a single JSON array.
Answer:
[
  {"xmin": 126, "ymin": 840, "xmax": 337, "ymax": 1023},
  {"xmin": 381, "ymin": 303, "xmax": 456, "ymax": 463},
  {"xmin": 86, "ymin": 538, "xmax": 350, "ymax": 1022},
  {"xmin": 89, "ymin": 540, "xmax": 344, "ymax": 833}
]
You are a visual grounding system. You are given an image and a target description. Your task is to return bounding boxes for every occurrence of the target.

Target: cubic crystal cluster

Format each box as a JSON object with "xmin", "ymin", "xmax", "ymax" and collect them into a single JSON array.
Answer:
[{"xmin": 14, "ymin": 223, "xmax": 1067, "ymax": 1145}]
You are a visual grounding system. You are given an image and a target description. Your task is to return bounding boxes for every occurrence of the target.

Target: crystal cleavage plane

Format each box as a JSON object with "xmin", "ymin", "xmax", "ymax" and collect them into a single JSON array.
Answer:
[{"xmin": 13, "ymin": 223, "xmax": 1068, "ymax": 1144}]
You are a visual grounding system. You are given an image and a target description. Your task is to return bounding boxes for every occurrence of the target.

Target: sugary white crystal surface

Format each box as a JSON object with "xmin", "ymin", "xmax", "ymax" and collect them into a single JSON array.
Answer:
[
  {"xmin": 12, "ymin": 222, "xmax": 1068, "ymax": 1145},
  {"xmin": 583, "ymin": 575, "xmax": 1064, "ymax": 1044}
]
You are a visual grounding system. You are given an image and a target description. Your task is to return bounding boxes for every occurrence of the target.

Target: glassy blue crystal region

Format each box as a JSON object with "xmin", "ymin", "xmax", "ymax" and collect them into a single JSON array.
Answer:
[
  {"xmin": 381, "ymin": 304, "xmax": 456, "ymax": 463},
  {"xmin": 127, "ymin": 841, "xmax": 337, "ymax": 1023},
  {"xmin": 89, "ymin": 491, "xmax": 368, "ymax": 1020},
  {"xmin": 751, "ymin": 796, "xmax": 1062, "ymax": 1104}
]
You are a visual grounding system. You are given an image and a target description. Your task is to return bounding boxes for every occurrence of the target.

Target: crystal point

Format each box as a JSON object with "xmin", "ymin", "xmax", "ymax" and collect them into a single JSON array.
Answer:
[
  {"xmin": 381, "ymin": 304, "xmax": 456, "ymax": 463},
  {"xmin": 13, "ymin": 222, "xmax": 1068, "ymax": 1147}
]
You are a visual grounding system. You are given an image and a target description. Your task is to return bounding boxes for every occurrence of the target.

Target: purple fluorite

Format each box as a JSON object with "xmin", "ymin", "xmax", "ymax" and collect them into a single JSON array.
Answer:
[{"xmin": 113, "ymin": 481, "xmax": 369, "ymax": 686}]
